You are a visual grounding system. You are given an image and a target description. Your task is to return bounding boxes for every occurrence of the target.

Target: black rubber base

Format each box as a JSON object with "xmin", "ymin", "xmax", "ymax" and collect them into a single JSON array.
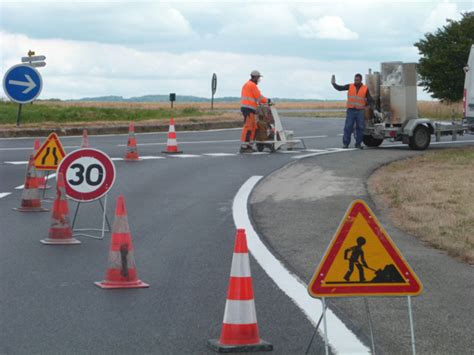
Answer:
[{"xmin": 207, "ymin": 339, "xmax": 273, "ymax": 353}]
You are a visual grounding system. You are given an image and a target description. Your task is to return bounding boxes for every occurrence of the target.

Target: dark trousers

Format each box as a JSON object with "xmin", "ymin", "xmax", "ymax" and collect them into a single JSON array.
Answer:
[{"xmin": 343, "ymin": 108, "xmax": 365, "ymax": 146}]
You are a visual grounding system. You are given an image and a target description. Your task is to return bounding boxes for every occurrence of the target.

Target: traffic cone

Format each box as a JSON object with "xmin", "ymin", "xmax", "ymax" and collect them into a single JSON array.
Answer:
[
  {"xmin": 13, "ymin": 154, "xmax": 49, "ymax": 212},
  {"xmin": 208, "ymin": 229, "xmax": 272, "ymax": 352},
  {"xmin": 81, "ymin": 129, "xmax": 90, "ymax": 148},
  {"xmin": 95, "ymin": 195, "xmax": 149, "ymax": 289},
  {"xmin": 124, "ymin": 122, "xmax": 141, "ymax": 161},
  {"xmin": 41, "ymin": 172, "xmax": 81, "ymax": 245},
  {"xmin": 162, "ymin": 117, "xmax": 183, "ymax": 154}
]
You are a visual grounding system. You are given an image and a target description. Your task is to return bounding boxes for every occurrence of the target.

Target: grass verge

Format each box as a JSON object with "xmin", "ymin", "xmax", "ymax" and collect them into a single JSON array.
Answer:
[{"xmin": 368, "ymin": 148, "xmax": 474, "ymax": 264}]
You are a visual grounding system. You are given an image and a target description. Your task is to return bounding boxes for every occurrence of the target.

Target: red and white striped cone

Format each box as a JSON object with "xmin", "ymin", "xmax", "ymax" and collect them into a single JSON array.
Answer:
[
  {"xmin": 124, "ymin": 122, "xmax": 141, "ymax": 161},
  {"xmin": 13, "ymin": 154, "xmax": 49, "ymax": 212},
  {"xmin": 32, "ymin": 139, "xmax": 51, "ymax": 190},
  {"xmin": 41, "ymin": 172, "xmax": 81, "ymax": 245},
  {"xmin": 162, "ymin": 117, "xmax": 183, "ymax": 154},
  {"xmin": 208, "ymin": 229, "xmax": 273, "ymax": 352},
  {"xmin": 81, "ymin": 129, "xmax": 90, "ymax": 148},
  {"xmin": 95, "ymin": 195, "xmax": 149, "ymax": 289}
]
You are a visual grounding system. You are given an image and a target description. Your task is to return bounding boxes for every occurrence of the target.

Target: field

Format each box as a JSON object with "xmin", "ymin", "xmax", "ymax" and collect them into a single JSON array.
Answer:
[
  {"xmin": 0, "ymin": 100, "xmax": 464, "ymax": 127},
  {"xmin": 369, "ymin": 148, "xmax": 474, "ymax": 264}
]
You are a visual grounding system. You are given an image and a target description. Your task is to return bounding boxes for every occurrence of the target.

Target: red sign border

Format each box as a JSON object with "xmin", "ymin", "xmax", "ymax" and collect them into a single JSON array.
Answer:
[
  {"xmin": 57, "ymin": 148, "xmax": 115, "ymax": 202},
  {"xmin": 33, "ymin": 132, "xmax": 67, "ymax": 170},
  {"xmin": 308, "ymin": 200, "xmax": 423, "ymax": 298}
]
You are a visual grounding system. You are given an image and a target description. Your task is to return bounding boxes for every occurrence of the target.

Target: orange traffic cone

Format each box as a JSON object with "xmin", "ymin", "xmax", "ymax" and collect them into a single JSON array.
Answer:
[
  {"xmin": 162, "ymin": 117, "xmax": 183, "ymax": 154},
  {"xmin": 41, "ymin": 172, "xmax": 81, "ymax": 245},
  {"xmin": 81, "ymin": 129, "xmax": 90, "ymax": 148},
  {"xmin": 208, "ymin": 229, "xmax": 272, "ymax": 352},
  {"xmin": 13, "ymin": 154, "xmax": 49, "ymax": 212},
  {"xmin": 95, "ymin": 195, "xmax": 149, "ymax": 289},
  {"xmin": 124, "ymin": 122, "xmax": 141, "ymax": 161}
]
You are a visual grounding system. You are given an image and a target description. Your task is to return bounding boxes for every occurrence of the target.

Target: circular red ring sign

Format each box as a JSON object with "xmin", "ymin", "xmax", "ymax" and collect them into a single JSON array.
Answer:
[{"xmin": 57, "ymin": 148, "xmax": 116, "ymax": 202}]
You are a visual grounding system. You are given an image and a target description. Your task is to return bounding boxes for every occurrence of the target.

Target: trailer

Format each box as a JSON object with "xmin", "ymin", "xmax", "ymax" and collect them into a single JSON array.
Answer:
[{"xmin": 363, "ymin": 61, "xmax": 469, "ymax": 150}]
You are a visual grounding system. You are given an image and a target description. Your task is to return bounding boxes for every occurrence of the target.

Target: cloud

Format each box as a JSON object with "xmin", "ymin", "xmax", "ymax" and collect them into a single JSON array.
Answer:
[
  {"xmin": 298, "ymin": 16, "xmax": 359, "ymax": 40},
  {"xmin": 421, "ymin": 0, "xmax": 461, "ymax": 33}
]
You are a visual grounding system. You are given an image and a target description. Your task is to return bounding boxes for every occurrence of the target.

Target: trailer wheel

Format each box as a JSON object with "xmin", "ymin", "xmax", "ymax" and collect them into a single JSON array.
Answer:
[
  {"xmin": 409, "ymin": 125, "xmax": 431, "ymax": 150},
  {"xmin": 363, "ymin": 135, "xmax": 384, "ymax": 147},
  {"xmin": 256, "ymin": 143, "xmax": 264, "ymax": 152}
]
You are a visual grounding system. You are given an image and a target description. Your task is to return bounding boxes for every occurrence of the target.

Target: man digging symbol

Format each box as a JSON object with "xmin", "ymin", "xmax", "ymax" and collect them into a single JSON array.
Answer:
[{"xmin": 344, "ymin": 236, "xmax": 370, "ymax": 282}]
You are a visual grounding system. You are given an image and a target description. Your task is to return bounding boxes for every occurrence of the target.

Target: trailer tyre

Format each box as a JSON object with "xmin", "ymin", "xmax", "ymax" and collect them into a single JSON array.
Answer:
[
  {"xmin": 256, "ymin": 143, "xmax": 264, "ymax": 152},
  {"xmin": 409, "ymin": 125, "xmax": 431, "ymax": 150},
  {"xmin": 363, "ymin": 135, "xmax": 384, "ymax": 147}
]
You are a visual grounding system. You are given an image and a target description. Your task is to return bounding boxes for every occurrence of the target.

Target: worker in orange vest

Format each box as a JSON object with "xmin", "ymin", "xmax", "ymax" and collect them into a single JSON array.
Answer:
[
  {"xmin": 240, "ymin": 70, "xmax": 270, "ymax": 153},
  {"xmin": 331, "ymin": 73, "xmax": 374, "ymax": 149}
]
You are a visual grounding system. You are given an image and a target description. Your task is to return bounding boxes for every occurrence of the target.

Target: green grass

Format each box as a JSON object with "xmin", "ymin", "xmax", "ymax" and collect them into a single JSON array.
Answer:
[{"xmin": 0, "ymin": 101, "xmax": 215, "ymax": 125}]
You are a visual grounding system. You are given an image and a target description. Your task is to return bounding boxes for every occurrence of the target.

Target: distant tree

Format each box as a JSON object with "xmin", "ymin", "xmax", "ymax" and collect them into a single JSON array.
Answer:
[{"xmin": 414, "ymin": 12, "xmax": 474, "ymax": 102}]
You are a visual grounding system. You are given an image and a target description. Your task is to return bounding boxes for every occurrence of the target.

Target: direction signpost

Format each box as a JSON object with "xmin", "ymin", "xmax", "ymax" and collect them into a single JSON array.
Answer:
[
  {"xmin": 211, "ymin": 73, "xmax": 217, "ymax": 110},
  {"xmin": 57, "ymin": 148, "xmax": 116, "ymax": 239},
  {"xmin": 3, "ymin": 64, "xmax": 43, "ymax": 126}
]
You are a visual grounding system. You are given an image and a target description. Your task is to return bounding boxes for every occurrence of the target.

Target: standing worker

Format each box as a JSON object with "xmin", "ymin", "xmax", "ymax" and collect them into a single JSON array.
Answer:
[
  {"xmin": 240, "ymin": 70, "xmax": 270, "ymax": 153},
  {"xmin": 331, "ymin": 73, "xmax": 374, "ymax": 149}
]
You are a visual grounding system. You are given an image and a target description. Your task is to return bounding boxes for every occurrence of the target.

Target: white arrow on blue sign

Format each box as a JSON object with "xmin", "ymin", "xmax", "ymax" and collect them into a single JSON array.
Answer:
[{"xmin": 3, "ymin": 64, "xmax": 43, "ymax": 104}]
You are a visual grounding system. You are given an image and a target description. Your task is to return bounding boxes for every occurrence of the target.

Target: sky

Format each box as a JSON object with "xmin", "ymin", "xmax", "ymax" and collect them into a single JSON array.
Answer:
[{"xmin": 1, "ymin": 0, "xmax": 473, "ymax": 101}]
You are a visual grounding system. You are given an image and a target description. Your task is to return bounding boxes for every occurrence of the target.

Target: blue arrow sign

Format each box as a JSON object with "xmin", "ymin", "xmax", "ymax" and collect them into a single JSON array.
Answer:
[{"xmin": 3, "ymin": 64, "xmax": 43, "ymax": 104}]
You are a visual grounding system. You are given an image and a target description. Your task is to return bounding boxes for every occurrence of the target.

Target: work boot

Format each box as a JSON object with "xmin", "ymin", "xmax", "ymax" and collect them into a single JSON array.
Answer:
[
  {"xmin": 342, "ymin": 144, "xmax": 349, "ymax": 149},
  {"xmin": 239, "ymin": 146, "xmax": 255, "ymax": 154},
  {"xmin": 355, "ymin": 144, "xmax": 364, "ymax": 149}
]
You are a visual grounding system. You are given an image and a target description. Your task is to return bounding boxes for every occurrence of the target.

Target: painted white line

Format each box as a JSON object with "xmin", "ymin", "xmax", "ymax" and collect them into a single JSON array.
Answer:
[
  {"xmin": 292, "ymin": 149, "xmax": 355, "ymax": 160},
  {"xmin": 0, "ymin": 145, "xmax": 79, "ymax": 151},
  {"xmin": 337, "ymin": 133, "xmax": 344, "ymax": 136},
  {"xmin": 0, "ymin": 192, "xmax": 12, "ymax": 199},
  {"xmin": 4, "ymin": 161, "xmax": 28, "ymax": 165},
  {"xmin": 233, "ymin": 176, "xmax": 369, "ymax": 354},
  {"xmin": 111, "ymin": 158, "xmax": 124, "ymax": 161},
  {"xmin": 117, "ymin": 138, "xmax": 240, "ymax": 147},
  {"xmin": 167, "ymin": 154, "xmax": 201, "ymax": 158},
  {"xmin": 296, "ymin": 135, "xmax": 328, "ymax": 139},
  {"xmin": 139, "ymin": 155, "xmax": 166, "ymax": 160},
  {"xmin": 15, "ymin": 173, "xmax": 56, "ymax": 190},
  {"xmin": 203, "ymin": 153, "xmax": 238, "ymax": 157}
]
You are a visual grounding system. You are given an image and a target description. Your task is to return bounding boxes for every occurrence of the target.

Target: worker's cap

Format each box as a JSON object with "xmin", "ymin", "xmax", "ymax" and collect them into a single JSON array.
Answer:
[{"xmin": 250, "ymin": 70, "xmax": 262, "ymax": 77}]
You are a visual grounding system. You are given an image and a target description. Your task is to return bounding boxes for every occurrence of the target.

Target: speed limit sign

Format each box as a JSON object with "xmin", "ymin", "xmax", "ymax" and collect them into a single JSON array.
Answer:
[{"xmin": 57, "ymin": 148, "xmax": 116, "ymax": 202}]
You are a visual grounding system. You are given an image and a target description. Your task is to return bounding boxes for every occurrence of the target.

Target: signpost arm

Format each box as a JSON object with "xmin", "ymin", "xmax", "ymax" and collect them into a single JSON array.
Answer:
[
  {"xmin": 16, "ymin": 104, "xmax": 23, "ymax": 127},
  {"xmin": 407, "ymin": 296, "xmax": 416, "ymax": 355}
]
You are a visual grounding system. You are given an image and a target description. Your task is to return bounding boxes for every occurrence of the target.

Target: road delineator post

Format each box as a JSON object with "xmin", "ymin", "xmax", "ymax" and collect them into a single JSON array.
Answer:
[
  {"xmin": 95, "ymin": 195, "xmax": 149, "ymax": 289},
  {"xmin": 41, "ymin": 172, "xmax": 81, "ymax": 245},
  {"xmin": 208, "ymin": 228, "xmax": 273, "ymax": 353},
  {"xmin": 81, "ymin": 129, "xmax": 90, "ymax": 148},
  {"xmin": 124, "ymin": 122, "xmax": 141, "ymax": 161},
  {"xmin": 13, "ymin": 154, "xmax": 49, "ymax": 212},
  {"xmin": 162, "ymin": 117, "xmax": 183, "ymax": 154}
]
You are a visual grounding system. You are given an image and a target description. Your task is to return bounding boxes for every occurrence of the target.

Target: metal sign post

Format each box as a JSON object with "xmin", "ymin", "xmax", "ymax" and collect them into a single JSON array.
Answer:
[
  {"xmin": 211, "ymin": 73, "xmax": 217, "ymax": 110},
  {"xmin": 57, "ymin": 148, "xmax": 116, "ymax": 240},
  {"xmin": 407, "ymin": 296, "xmax": 417, "ymax": 355}
]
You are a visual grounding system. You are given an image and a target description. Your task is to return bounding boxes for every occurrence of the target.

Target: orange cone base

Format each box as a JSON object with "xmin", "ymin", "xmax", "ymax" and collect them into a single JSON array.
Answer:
[
  {"xmin": 13, "ymin": 207, "xmax": 49, "ymax": 212},
  {"xmin": 207, "ymin": 339, "xmax": 273, "ymax": 353},
  {"xmin": 162, "ymin": 150, "xmax": 183, "ymax": 154},
  {"xmin": 40, "ymin": 238, "xmax": 81, "ymax": 245},
  {"xmin": 94, "ymin": 280, "xmax": 150, "ymax": 289}
]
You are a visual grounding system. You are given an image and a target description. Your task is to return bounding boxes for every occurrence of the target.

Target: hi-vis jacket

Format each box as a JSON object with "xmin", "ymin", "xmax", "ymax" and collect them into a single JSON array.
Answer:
[
  {"xmin": 241, "ymin": 80, "xmax": 268, "ymax": 111},
  {"xmin": 347, "ymin": 84, "xmax": 368, "ymax": 109}
]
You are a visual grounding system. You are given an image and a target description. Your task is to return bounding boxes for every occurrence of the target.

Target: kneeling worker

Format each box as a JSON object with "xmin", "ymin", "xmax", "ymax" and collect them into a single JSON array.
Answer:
[
  {"xmin": 331, "ymin": 73, "xmax": 374, "ymax": 149},
  {"xmin": 240, "ymin": 70, "xmax": 270, "ymax": 153}
]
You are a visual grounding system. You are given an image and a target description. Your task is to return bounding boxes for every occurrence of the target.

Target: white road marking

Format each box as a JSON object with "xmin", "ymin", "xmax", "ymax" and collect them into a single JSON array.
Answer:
[
  {"xmin": 139, "ymin": 156, "xmax": 166, "ymax": 160},
  {"xmin": 111, "ymin": 158, "xmax": 123, "ymax": 161},
  {"xmin": 233, "ymin": 176, "xmax": 369, "ymax": 354},
  {"xmin": 4, "ymin": 161, "xmax": 28, "ymax": 165},
  {"xmin": 15, "ymin": 173, "xmax": 56, "ymax": 190},
  {"xmin": 203, "ymin": 153, "xmax": 238, "ymax": 157},
  {"xmin": 0, "ymin": 192, "xmax": 12, "ymax": 199},
  {"xmin": 167, "ymin": 154, "xmax": 201, "ymax": 158},
  {"xmin": 297, "ymin": 135, "xmax": 328, "ymax": 139},
  {"xmin": 292, "ymin": 149, "xmax": 355, "ymax": 159},
  {"xmin": 117, "ymin": 138, "xmax": 240, "ymax": 147},
  {"xmin": 0, "ymin": 145, "xmax": 79, "ymax": 151}
]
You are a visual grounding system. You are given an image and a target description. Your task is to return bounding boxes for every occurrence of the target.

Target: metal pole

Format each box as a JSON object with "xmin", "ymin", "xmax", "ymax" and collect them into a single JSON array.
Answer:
[
  {"xmin": 16, "ymin": 104, "xmax": 23, "ymax": 127},
  {"xmin": 364, "ymin": 298, "xmax": 376, "ymax": 354},
  {"xmin": 211, "ymin": 94, "xmax": 214, "ymax": 111},
  {"xmin": 322, "ymin": 297, "xmax": 329, "ymax": 355},
  {"xmin": 407, "ymin": 296, "xmax": 416, "ymax": 355}
]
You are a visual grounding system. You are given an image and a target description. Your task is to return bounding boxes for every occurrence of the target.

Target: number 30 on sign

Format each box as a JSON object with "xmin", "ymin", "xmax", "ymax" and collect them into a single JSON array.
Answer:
[{"xmin": 57, "ymin": 149, "xmax": 116, "ymax": 202}]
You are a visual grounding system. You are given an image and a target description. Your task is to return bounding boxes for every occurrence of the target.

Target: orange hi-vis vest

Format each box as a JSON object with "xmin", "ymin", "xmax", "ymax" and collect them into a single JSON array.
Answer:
[
  {"xmin": 241, "ymin": 80, "xmax": 268, "ymax": 110},
  {"xmin": 347, "ymin": 84, "xmax": 368, "ymax": 109}
]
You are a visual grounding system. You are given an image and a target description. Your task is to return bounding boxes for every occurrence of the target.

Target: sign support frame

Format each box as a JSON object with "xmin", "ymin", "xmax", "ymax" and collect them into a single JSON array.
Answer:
[
  {"xmin": 71, "ymin": 194, "xmax": 111, "ymax": 240},
  {"xmin": 407, "ymin": 296, "xmax": 416, "ymax": 355}
]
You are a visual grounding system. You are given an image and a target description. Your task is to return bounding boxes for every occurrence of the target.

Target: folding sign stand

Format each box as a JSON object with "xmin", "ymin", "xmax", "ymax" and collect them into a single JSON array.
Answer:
[
  {"xmin": 41, "ymin": 171, "xmax": 53, "ymax": 201},
  {"xmin": 71, "ymin": 194, "xmax": 111, "ymax": 240}
]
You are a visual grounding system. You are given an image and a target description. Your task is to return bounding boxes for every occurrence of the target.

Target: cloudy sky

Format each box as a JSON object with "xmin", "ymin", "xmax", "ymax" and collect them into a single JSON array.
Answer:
[{"xmin": 1, "ymin": 0, "xmax": 472, "ymax": 101}]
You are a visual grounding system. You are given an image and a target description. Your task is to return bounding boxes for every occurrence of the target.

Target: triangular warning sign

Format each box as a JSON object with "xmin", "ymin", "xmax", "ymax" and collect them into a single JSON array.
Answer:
[
  {"xmin": 34, "ymin": 132, "xmax": 66, "ymax": 170},
  {"xmin": 308, "ymin": 200, "xmax": 423, "ymax": 298}
]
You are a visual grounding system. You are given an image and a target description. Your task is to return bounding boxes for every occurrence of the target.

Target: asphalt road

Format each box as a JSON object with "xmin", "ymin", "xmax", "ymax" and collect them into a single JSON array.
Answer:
[{"xmin": 1, "ymin": 116, "xmax": 473, "ymax": 354}]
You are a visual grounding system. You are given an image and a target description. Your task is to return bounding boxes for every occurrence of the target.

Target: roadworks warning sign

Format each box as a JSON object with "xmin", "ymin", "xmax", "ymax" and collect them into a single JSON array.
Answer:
[
  {"xmin": 308, "ymin": 199, "xmax": 423, "ymax": 298},
  {"xmin": 34, "ymin": 132, "xmax": 66, "ymax": 170}
]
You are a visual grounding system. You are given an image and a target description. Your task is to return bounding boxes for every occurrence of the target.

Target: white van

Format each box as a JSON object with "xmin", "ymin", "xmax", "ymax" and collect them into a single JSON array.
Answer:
[{"xmin": 464, "ymin": 44, "xmax": 474, "ymax": 130}]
